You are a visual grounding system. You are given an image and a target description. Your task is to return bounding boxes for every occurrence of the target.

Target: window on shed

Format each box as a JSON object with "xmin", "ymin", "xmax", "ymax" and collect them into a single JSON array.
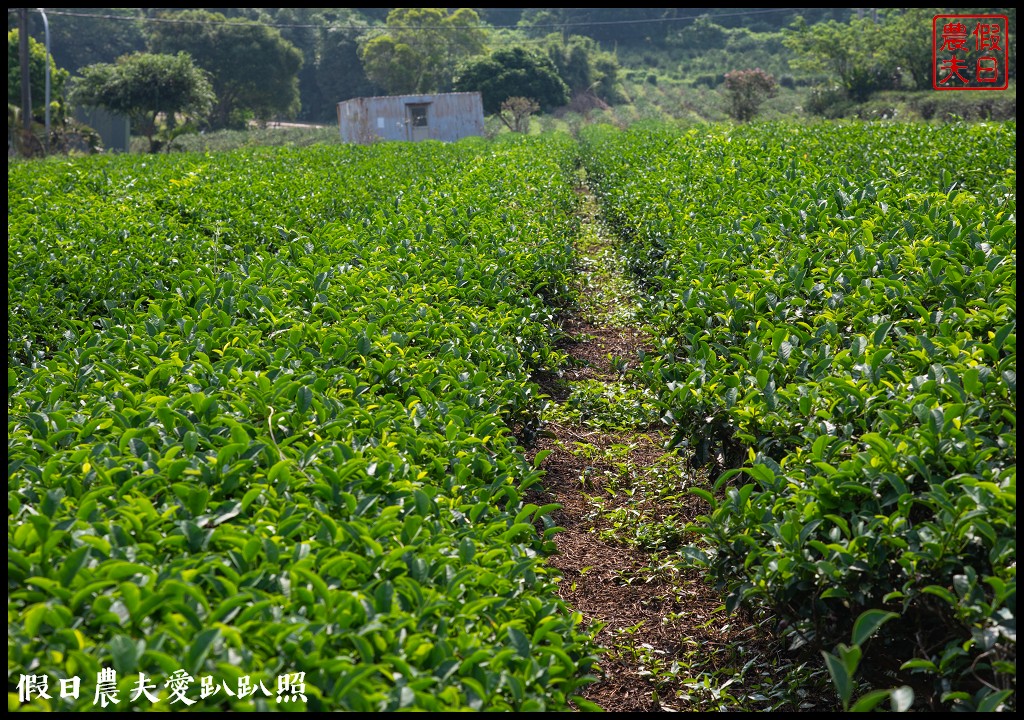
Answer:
[{"xmin": 408, "ymin": 105, "xmax": 429, "ymax": 127}]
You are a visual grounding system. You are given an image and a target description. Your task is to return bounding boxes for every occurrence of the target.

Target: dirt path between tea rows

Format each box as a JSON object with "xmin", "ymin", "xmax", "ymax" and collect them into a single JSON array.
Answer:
[{"xmin": 525, "ymin": 175, "xmax": 824, "ymax": 712}]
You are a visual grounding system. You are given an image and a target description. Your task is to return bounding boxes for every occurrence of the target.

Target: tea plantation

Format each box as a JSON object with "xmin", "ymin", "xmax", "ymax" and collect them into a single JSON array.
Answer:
[{"xmin": 8, "ymin": 121, "xmax": 1015, "ymax": 711}]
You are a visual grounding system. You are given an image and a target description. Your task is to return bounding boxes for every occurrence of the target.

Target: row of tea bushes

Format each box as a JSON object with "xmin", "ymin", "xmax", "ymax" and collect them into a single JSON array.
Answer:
[
  {"xmin": 579, "ymin": 120, "xmax": 1016, "ymax": 711},
  {"xmin": 8, "ymin": 135, "xmax": 599, "ymax": 711}
]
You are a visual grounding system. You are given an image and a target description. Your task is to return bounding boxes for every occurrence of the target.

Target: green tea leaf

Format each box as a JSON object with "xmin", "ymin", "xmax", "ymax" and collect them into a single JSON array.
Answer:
[{"xmin": 851, "ymin": 609, "xmax": 898, "ymax": 646}]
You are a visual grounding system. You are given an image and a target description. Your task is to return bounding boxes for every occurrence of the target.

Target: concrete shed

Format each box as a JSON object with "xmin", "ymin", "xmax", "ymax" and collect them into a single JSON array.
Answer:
[{"xmin": 337, "ymin": 92, "xmax": 485, "ymax": 144}]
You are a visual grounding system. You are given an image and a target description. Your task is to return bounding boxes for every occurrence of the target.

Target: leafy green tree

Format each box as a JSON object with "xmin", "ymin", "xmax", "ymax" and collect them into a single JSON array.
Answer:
[
  {"xmin": 269, "ymin": 7, "xmax": 378, "ymax": 123},
  {"xmin": 8, "ymin": 29, "xmax": 70, "ymax": 122},
  {"xmin": 688, "ymin": 15, "xmax": 730, "ymax": 50},
  {"xmin": 542, "ymin": 34, "xmax": 624, "ymax": 104},
  {"xmin": 784, "ymin": 16, "xmax": 900, "ymax": 101},
  {"xmin": 876, "ymin": 8, "xmax": 946, "ymax": 90},
  {"xmin": 516, "ymin": 9, "xmax": 562, "ymax": 39},
  {"xmin": 723, "ymin": 68, "xmax": 777, "ymax": 122},
  {"xmin": 317, "ymin": 20, "xmax": 382, "ymax": 113},
  {"xmin": 852, "ymin": 7, "xmax": 1017, "ymax": 90},
  {"xmin": 147, "ymin": 9, "xmax": 302, "ymax": 129},
  {"xmin": 196, "ymin": 8, "xmax": 379, "ymax": 124},
  {"xmin": 664, "ymin": 17, "xmax": 792, "ymax": 85},
  {"xmin": 358, "ymin": 8, "xmax": 488, "ymax": 94},
  {"xmin": 454, "ymin": 47, "xmax": 569, "ymax": 114},
  {"xmin": 70, "ymin": 51, "xmax": 214, "ymax": 153},
  {"xmin": 270, "ymin": 7, "xmax": 324, "ymax": 123}
]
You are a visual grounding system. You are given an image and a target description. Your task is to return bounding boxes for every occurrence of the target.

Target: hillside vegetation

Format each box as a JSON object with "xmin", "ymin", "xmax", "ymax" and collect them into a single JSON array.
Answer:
[{"xmin": 7, "ymin": 7, "xmax": 1015, "ymax": 157}]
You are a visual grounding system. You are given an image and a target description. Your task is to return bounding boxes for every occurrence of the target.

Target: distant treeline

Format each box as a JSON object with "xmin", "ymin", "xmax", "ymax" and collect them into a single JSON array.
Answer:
[
  {"xmin": 8, "ymin": 7, "xmax": 1015, "ymax": 129},
  {"xmin": 473, "ymin": 8, "xmax": 854, "ymax": 43},
  {"xmin": 11, "ymin": 8, "xmax": 856, "ymax": 74}
]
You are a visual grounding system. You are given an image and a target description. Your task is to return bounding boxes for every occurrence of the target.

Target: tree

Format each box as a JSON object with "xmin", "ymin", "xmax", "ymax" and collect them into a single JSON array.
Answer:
[
  {"xmin": 270, "ymin": 7, "xmax": 324, "ymax": 123},
  {"xmin": 542, "ymin": 34, "xmax": 624, "ymax": 104},
  {"xmin": 783, "ymin": 16, "xmax": 900, "ymax": 101},
  {"xmin": 454, "ymin": 47, "xmax": 568, "ymax": 114},
  {"xmin": 270, "ymin": 7, "xmax": 379, "ymax": 123},
  {"xmin": 180, "ymin": 7, "xmax": 380, "ymax": 124},
  {"xmin": 876, "ymin": 8, "xmax": 945, "ymax": 91},
  {"xmin": 516, "ymin": 10, "xmax": 563, "ymax": 39},
  {"xmin": 723, "ymin": 68, "xmax": 777, "ymax": 122},
  {"xmin": 71, "ymin": 52, "xmax": 214, "ymax": 153},
  {"xmin": 358, "ymin": 8, "xmax": 487, "ymax": 94},
  {"xmin": 317, "ymin": 20, "xmax": 382, "ymax": 113},
  {"xmin": 8, "ymin": 29, "xmax": 70, "ymax": 123},
  {"xmin": 498, "ymin": 96, "xmax": 539, "ymax": 134},
  {"xmin": 147, "ymin": 10, "xmax": 302, "ymax": 129}
]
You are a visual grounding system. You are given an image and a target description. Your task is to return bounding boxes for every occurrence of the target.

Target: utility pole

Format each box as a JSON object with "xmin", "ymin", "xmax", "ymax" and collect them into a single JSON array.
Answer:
[
  {"xmin": 19, "ymin": 8, "xmax": 32, "ymax": 140},
  {"xmin": 39, "ymin": 7, "xmax": 51, "ymax": 153}
]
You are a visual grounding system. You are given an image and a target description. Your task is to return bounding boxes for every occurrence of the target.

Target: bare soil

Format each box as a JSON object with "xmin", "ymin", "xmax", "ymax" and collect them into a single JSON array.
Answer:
[{"xmin": 525, "ymin": 178, "xmax": 827, "ymax": 712}]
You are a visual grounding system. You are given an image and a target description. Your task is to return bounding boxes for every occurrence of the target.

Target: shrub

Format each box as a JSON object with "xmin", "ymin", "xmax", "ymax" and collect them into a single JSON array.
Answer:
[{"xmin": 723, "ymin": 68, "xmax": 777, "ymax": 122}]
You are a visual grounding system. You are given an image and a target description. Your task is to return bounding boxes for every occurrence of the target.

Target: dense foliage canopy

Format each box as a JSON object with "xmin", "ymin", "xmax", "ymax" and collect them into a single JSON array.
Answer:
[
  {"xmin": 8, "ymin": 29, "xmax": 70, "ymax": 121},
  {"xmin": 147, "ymin": 9, "xmax": 302, "ymax": 129},
  {"xmin": 71, "ymin": 51, "xmax": 215, "ymax": 152},
  {"xmin": 455, "ymin": 47, "xmax": 569, "ymax": 114},
  {"xmin": 358, "ymin": 8, "xmax": 487, "ymax": 95}
]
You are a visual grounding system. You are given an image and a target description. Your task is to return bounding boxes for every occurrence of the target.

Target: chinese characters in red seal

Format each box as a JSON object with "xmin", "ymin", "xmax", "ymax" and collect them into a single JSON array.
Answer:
[{"xmin": 933, "ymin": 15, "xmax": 1009, "ymax": 90}]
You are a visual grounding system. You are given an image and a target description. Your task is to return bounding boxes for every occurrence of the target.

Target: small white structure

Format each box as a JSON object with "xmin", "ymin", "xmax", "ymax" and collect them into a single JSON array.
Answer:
[{"xmin": 337, "ymin": 92, "xmax": 485, "ymax": 144}]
